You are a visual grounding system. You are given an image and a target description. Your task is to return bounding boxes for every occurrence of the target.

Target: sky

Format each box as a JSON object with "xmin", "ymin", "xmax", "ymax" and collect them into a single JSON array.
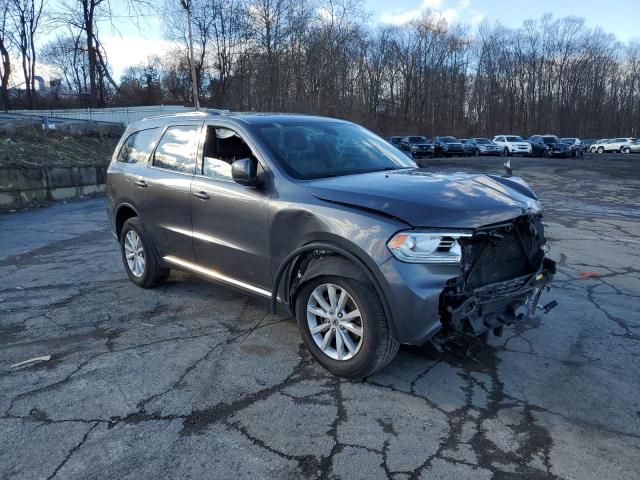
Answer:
[{"xmin": 42, "ymin": 0, "xmax": 640, "ymax": 81}]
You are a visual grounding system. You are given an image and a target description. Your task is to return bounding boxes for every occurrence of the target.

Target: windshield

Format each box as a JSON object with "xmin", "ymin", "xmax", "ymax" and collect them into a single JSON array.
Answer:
[
  {"xmin": 441, "ymin": 137, "xmax": 458, "ymax": 143},
  {"xmin": 561, "ymin": 138, "xmax": 575, "ymax": 143},
  {"xmin": 408, "ymin": 136, "xmax": 428, "ymax": 143},
  {"xmin": 505, "ymin": 136, "xmax": 524, "ymax": 142},
  {"xmin": 254, "ymin": 122, "xmax": 416, "ymax": 180},
  {"xmin": 475, "ymin": 138, "xmax": 491, "ymax": 145},
  {"xmin": 542, "ymin": 137, "xmax": 558, "ymax": 145}
]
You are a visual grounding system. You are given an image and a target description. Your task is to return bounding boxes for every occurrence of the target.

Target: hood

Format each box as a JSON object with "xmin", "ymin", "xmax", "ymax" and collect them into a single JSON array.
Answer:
[{"xmin": 307, "ymin": 169, "xmax": 542, "ymax": 229}]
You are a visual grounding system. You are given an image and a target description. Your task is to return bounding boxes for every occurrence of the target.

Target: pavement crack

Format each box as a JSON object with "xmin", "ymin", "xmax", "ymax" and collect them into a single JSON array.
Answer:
[{"xmin": 46, "ymin": 422, "xmax": 99, "ymax": 480}]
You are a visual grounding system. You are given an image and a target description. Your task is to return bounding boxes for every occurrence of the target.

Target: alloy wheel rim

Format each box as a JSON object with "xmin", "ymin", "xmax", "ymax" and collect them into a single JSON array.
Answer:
[
  {"xmin": 124, "ymin": 230, "xmax": 145, "ymax": 277},
  {"xmin": 306, "ymin": 283, "xmax": 363, "ymax": 361}
]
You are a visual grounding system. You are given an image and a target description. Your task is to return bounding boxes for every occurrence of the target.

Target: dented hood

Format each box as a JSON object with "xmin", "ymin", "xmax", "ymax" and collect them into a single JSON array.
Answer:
[{"xmin": 307, "ymin": 168, "xmax": 542, "ymax": 229}]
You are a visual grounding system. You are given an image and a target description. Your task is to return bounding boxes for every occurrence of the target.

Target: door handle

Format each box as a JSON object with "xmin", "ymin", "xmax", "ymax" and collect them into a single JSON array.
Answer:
[
  {"xmin": 192, "ymin": 191, "xmax": 210, "ymax": 200},
  {"xmin": 134, "ymin": 179, "xmax": 148, "ymax": 188}
]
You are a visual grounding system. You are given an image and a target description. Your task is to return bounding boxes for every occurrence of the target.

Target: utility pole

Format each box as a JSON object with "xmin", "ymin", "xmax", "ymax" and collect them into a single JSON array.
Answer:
[{"xmin": 180, "ymin": 0, "xmax": 200, "ymax": 110}]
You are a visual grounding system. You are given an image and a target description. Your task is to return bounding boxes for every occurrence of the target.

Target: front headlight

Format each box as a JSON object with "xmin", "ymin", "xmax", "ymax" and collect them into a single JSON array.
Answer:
[{"xmin": 387, "ymin": 231, "xmax": 472, "ymax": 264}]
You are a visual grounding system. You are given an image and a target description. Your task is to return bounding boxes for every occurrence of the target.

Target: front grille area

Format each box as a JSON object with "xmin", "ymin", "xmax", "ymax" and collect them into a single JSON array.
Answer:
[{"xmin": 460, "ymin": 217, "xmax": 544, "ymax": 288}]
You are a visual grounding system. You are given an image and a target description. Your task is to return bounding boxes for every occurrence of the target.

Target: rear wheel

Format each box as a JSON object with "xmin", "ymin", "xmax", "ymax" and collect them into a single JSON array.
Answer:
[
  {"xmin": 295, "ymin": 276, "xmax": 399, "ymax": 379},
  {"xmin": 120, "ymin": 217, "xmax": 170, "ymax": 288},
  {"xmin": 622, "ymin": 147, "xmax": 631, "ymax": 154}
]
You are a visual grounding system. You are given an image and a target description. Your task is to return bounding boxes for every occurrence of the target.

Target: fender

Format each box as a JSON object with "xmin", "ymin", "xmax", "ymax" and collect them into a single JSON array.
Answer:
[{"xmin": 270, "ymin": 241, "xmax": 398, "ymax": 341}]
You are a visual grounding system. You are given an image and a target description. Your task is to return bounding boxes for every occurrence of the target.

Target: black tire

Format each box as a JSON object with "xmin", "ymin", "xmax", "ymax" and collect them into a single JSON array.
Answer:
[
  {"xmin": 475, "ymin": 148, "xmax": 480, "ymax": 157},
  {"xmin": 120, "ymin": 217, "xmax": 170, "ymax": 288},
  {"xmin": 597, "ymin": 146, "xmax": 604, "ymax": 154},
  {"xmin": 295, "ymin": 275, "xmax": 399, "ymax": 379}
]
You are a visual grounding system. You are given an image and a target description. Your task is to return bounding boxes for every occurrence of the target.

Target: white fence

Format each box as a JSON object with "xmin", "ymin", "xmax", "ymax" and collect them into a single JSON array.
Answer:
[{"xmin": 9, "ymin": 105, "xmax": 197, "ymax": 126}]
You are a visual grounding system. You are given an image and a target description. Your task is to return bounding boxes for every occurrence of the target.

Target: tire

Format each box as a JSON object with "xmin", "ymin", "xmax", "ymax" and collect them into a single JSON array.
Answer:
[
  {"xmin": 475, "ymin": 149, "xmax": 480, "ymax": 157},
  {"xmin": 597, "ymin": 146, "xmax": 604, "ymax": 154},
  {"xmin": 120, "ymin": 217, "xmax": 170, "ymax": 288},
  {"xmin": 622, "ymin": 147, "xmax": 630, "ymax": 154},
  {"xmin": 295, "ymin": 275, "xmax": 399, "ymax": 379},
  {"xmin": 502, "ymin": 147, "xmax": 509, "ymax": 157}
]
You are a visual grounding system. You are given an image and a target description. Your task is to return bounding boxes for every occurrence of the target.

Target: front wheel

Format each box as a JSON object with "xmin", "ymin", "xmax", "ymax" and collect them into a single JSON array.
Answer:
[
  {"xmin": 597, "ymin": 146, "xmax": 604, "ymax": 154},
  {"xmin": 622, "ymin": 147, "xmax": 631, "ymax": 154},
  {"xmin": 295, "ymin": 276, "xmax": 399, "ymax": 379}
]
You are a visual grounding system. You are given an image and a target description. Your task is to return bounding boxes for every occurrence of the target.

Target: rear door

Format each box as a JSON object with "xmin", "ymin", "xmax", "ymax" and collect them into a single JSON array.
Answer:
[
  {"xmin": 189, "ymin": 123, "xmax": 272, "ymax": 290},
  {"xmin": 132, "ymin": 122, "xmax": 202, "ymax": 261}
]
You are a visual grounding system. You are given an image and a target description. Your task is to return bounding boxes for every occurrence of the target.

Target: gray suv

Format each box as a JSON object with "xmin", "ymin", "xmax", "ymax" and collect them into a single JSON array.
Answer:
[{"xmin": 106, "ymin": 112, "xmax": 555, "ymax": 378}]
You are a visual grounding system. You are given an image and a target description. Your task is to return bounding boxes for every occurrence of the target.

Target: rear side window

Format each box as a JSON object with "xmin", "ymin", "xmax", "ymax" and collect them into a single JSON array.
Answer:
[
  {"xmin": 117, "ymin": 128, "xmax": 158, "ymax": 164},
  {"xmin": 153, "ymin": 125, "xmax": 200, "ymax": 174}
]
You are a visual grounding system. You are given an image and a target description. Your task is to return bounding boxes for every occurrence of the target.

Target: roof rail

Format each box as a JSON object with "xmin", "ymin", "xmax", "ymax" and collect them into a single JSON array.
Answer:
[{"xmin": 141, "ymin": 108, "xmax": 231, "ymax": 122}]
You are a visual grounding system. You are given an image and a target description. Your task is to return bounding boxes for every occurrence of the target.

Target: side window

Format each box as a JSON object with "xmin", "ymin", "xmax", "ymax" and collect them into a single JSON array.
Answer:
[
  {"xmin": 201, "ymin": 126, "xmax": 255, "ymax": 181},
  {"xmin": 496, "ymin": 136, "xmax": 504, "ymax": 142},
  {"xmin": 153, "ymin": 125, "xmax": 199, "ymax": 174},
  {"xmin": 117, "ymin": 128, "xmax": 158, "ymax": 164}
]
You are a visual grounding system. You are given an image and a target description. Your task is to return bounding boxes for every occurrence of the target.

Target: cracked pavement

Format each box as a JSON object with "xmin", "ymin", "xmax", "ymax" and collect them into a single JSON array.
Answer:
[{"xmin": 1, "ymin": 155, "xmax": 639, "ymax": 479}]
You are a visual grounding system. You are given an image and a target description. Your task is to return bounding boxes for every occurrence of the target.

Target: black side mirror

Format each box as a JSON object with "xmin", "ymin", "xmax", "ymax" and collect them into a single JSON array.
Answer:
[{"xmin": 231, "ymin": 158, "xmax": 260, "ymax": 187}]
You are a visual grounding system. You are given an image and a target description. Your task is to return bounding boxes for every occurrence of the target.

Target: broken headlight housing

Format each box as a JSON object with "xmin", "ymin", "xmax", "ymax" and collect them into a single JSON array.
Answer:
[{"xmin": 387, "ymin": 231, "xmax": 472, "ymax": 264}]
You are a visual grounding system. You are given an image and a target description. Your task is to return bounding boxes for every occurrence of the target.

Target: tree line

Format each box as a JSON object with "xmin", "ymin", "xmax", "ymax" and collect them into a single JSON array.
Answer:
[{"xmin": 1, "ymin": 0, "xmax": 639, "ymax": 137}]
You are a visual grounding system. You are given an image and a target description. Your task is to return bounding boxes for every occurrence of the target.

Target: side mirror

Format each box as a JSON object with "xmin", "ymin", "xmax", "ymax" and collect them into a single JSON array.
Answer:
[{"xmin": 231, "ymin": 158, "xmax": 260, "ymax": 187}]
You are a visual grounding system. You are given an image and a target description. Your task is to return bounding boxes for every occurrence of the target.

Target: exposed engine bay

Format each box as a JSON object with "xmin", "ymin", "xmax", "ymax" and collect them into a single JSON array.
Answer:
[{"xmin": 439, "ymin": 214, "xmax": 557, "ymax": 336}]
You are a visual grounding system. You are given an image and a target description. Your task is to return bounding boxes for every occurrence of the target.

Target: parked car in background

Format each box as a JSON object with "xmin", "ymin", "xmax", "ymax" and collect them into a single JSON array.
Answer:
[
  {"xmin": 529, "ymin": 135, "xmax": 572, "ymax": 158},
  {"xmin": 433, "ymin": 136, "xmax": 464, "ymax": 157},
  {"xmin": 106, "ymin": 112, "xmax": 555, "ymax": 378},
  {"xmin": 589, "ymin": 139, "xmax": 610, "ymax": 153},
  {"xmin": 624, "ymin": 139, "xmax": 640, "ymax": 154},
  {"xmin": 386, "ymin": 136, "xmax": 403, "ymax": 149},
  {"xmin": 463, "ymin": 138, "xmax": 502, "ymax": 156},
  {"xmin": 560, "ymin": 138, "xmax": 584, "ymax": 156},
  {"xmin": 492, "ymin": 135, "xmax": 532, "ymax": 156},
  {"xmin": 580, "ymin": 139, "xmax": 598, "ymax": 151},
  {"xmin": 595, "ymin": 138, "xmax": 637, "ymax": 153},
  {"xmin": 399, "ymin": 136, "xmax": 436, "ymax": 158}
]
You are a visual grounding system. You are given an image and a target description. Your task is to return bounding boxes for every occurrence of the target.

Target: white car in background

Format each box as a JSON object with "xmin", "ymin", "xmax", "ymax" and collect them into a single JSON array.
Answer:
[
  {"xmin": 492, "ymin": 135, "xmax": 532, "ymax": 156},
  {"xmin": 589, "ymin": 139, "xmax": 610, "ymax": 153},
  {"xmin": 595, "ymin": 137, "xmax": 637, "ymax": 153}
]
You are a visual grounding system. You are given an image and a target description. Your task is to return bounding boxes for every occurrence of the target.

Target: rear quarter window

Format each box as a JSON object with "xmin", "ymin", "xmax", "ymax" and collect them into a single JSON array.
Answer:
[{"xmin": 117, "ymin": 128, "xmax": 159, "ymax": 164}]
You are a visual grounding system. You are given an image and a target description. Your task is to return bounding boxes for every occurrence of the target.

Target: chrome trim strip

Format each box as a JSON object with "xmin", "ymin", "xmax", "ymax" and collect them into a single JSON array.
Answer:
[{"xmin": 163, "ymin": 255, "xmax": 272, "ymax": 298}]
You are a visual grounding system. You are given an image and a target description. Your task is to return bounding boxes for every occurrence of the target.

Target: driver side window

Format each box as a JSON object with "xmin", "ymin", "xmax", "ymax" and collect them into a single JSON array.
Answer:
[{"xmin": 201, "ymin": 126, "xmax": 255, "ymax": 181}]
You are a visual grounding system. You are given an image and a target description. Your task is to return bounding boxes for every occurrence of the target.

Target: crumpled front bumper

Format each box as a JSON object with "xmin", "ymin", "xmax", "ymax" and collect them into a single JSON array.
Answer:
[{"xmin": 439, "ymin": 257, "xmax": 556, "ymax": 335}]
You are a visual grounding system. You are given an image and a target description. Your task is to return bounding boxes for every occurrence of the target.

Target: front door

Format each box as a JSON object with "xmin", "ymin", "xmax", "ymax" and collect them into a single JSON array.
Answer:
[{"xmin": 189, "ymin": 124, "xmax": 272, "ymax": 291}]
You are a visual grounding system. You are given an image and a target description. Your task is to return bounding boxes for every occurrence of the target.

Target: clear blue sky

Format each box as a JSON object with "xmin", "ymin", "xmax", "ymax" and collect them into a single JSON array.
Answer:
[
  {"xmin": 369, "ymin": 0, "xmax": 639, "ymax": 41},
  {"xmin": 64, "ymin": 0, "xmax": 640, "ymax": 80}
]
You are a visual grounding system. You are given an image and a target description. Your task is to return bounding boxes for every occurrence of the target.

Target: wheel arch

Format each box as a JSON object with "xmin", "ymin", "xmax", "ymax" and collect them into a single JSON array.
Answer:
[
  {"xmin": 271, "ymin": 241, "xmax": 399, "ymax": 342},
  {"xmin": 115, "ymin": 203, "xmax": 140, "ymax": 240}
]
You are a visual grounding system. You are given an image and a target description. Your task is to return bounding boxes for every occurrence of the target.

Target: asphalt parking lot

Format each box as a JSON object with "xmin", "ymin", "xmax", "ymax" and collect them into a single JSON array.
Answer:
[{"xmin": 1, "ymin": 153, "xmax": 639, "ymax": 479}]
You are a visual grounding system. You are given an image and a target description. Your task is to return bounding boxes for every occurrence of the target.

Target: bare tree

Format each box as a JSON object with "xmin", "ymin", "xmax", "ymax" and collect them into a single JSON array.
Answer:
[
  {"xmin": 40, "ymin": 33, "xmax": 90, "ymax": 94},
  {"xmin": 0, "ymin": 0, "xmax": 11, "ymax": 110},
  {"xmin": 8, "ymin": 0, "xmax": 43, "ymax": 108}
]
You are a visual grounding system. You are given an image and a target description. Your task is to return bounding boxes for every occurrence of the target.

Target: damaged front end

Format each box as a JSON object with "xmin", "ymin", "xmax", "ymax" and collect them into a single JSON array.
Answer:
[{"xmin": 439, "ymin": 214, "xmax": 556, "ymax": 336}]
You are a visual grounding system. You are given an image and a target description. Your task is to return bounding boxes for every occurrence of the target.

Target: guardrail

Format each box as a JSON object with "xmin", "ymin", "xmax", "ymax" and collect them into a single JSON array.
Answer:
[{"xmin": 8, "ymin": 105, "xmax": 195, "ymax": 126}]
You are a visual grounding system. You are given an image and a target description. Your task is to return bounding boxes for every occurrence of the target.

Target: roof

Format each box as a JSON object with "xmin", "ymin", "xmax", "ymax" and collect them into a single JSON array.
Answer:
[{"xmin": 129, "ymin": 110, "xmax": 352, "ymax": 130}]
